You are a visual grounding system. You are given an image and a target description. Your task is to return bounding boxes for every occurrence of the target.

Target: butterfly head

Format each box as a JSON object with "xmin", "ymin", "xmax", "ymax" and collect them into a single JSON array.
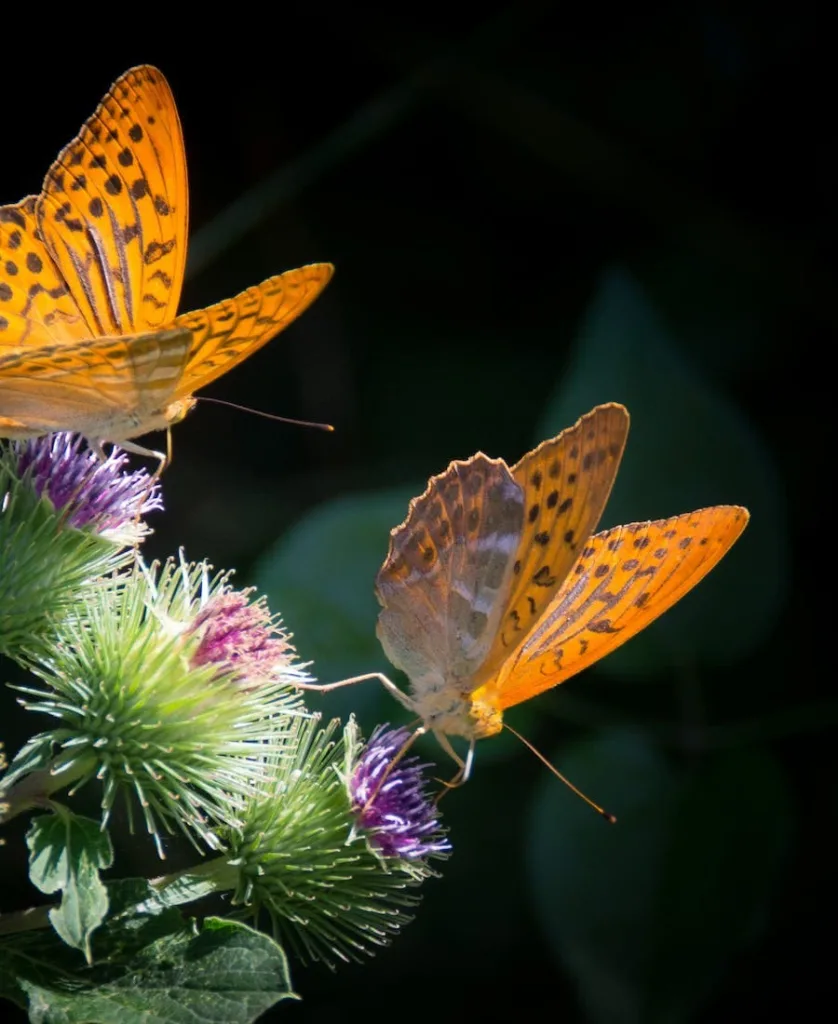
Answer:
[
  {"xmin": 465, "ymin": 696, "xmax": 504, "ymax": 739},
  {"xmin": 164, "ymin": 397, "xmax": 197, "ymax": 427}
]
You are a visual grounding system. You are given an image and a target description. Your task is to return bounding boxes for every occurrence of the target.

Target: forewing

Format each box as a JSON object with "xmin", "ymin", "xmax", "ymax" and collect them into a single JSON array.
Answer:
[
  {"xmin": 171, "ymin": 264, "xmax": 334, "ymax": 398},
  {"xmin": 475, "ymin": 505, "xmax": 750, "ymax": 710},
  {"xmin": 376, "ymin": 454, "xmax": 525, "ymax": 692},
  {"xmin": 479, "ymin": 403, "xmax": 629, "ymax": 674},
  {"xmin": 0, "ymin": 197, "xmax": 86, "ymax": 349},
  {"xmin": 37, "ymin": 65, "xmax": 187, "ymax": 336}
]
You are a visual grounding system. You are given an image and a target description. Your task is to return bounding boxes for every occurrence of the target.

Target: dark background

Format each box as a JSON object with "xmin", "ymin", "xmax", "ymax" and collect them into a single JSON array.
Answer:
[{"xmin": 0, "ymin": 4, "xmax": 831, "ymax": 1022}]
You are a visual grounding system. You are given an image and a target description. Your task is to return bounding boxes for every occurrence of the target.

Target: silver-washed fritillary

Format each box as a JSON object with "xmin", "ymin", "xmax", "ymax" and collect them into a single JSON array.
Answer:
[
  {"xmin": 0, "ymin": 65, "xmax": 333, "ymax": 464},
  {"xmin": 301, "ymin": 404, "xmax": 749, "ymax": 785}
]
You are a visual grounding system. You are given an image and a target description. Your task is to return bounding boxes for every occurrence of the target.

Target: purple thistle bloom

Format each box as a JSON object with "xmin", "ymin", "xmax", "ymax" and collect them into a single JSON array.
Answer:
[
  {"xmin": 188, "ymin": 591, "xmax": 300, "ymax": 689},
  {"xmin": 16, "ymin": 433, "xmax": 161, "ymax": 540},
  {"xmin": 351, "ymin": 725, "xmax": 451, "ymax": 860}
]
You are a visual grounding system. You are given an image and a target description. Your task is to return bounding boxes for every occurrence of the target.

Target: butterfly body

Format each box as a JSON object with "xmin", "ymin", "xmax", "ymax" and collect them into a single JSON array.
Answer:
[
  {"xmin": 372, "ymin": 404, "xmax": 750, "ymax": 767},
  {"xmin": 391, "ymin": 674, "xmax": 504, "ymax": 742},
  {"xmin": 0, "ymin": 66, "xmax": 333, "ymax": 460},
  {"xmin": 0, "ymin": 327, "xmax": 196, "ymax": 443},
  {"xmin": 0, "ymin": 391, "xmax": 196, "ymax": 447}
]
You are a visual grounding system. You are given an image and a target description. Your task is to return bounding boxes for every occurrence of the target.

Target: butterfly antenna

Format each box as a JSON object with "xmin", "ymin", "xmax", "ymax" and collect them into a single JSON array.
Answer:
[
  {"xmin": 503, "ymin": 722, "xmax": 616, "ymax": 824},
  {"xmin": 196, "ymin": 395, "xmax": 334, "ymax": 432}
]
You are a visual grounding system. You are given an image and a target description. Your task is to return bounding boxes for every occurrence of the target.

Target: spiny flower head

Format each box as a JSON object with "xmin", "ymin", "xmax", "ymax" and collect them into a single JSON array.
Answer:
[
  {"xmin": 350, "ymin": 725, "xmax": 451, "ymax": 860},
  {"xmin": 0, "ymin": 435, "xmax": 154, "ymax": 658},
  {"xmin": 145, "ymin": 553, "xmax": 313, "ymax": 692},
  {"xmin": 15, "ymin": 432, "xmax": 162, "ymax": 544},
  {"xmin": 226, "ymin": 717, "xmax": 446, "ymax": 968},
  {"xmin": 187, "ymin": 591, "xmax": 300, "ymax": 691},
  {"xmin": 10, "ymin": 555, "xmax": 309, "ymax": 855}
]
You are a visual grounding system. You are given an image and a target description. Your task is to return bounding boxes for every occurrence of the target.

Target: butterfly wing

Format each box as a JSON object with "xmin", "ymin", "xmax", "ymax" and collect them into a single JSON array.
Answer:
[
  {"xmin": 472, "ymin": 506, "xmax": 750, "ymax": 710},
  {"xmin": 37, "ymin": 65, "xmax": 187, "ymax": 337},
  {"xmin": 169, "ymin": 264, "xmax": 334, "ymax": 398},
  {"xmin": 0, "ymin": 326, "xmax": 193, "ymax": 438},
  {"xmin": 376, "ymin": 454, "xmax": 525, "ymax": 695},
  {"xmin": 0, "ymin": 197, "xmax": 87, "ymax": 349},
  {"xmin": 476, "ymin": 403, "xmax": 629, "ymax": 683}
]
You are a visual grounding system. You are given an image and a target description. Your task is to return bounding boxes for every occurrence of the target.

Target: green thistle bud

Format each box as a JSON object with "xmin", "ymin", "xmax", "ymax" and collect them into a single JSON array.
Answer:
[
  {"xmin": 221, "ymin": 716, "xmax": 447, "ymax": 969},
  {"xmin": 5, "ymin": 554, "xmax": 309, "ymax": 855},
  {"xmin": 0, "ymin": 433, "xmax": 160, "ymax": 659}
]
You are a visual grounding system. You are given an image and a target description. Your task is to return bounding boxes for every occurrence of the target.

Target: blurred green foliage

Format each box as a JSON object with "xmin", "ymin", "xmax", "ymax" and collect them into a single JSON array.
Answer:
[{"xmin": 528, "ymin": 734, "xmax": 792, "ymax": 1024}]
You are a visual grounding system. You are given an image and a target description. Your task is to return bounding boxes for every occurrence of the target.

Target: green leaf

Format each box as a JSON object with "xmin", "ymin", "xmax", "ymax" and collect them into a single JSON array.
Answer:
[
  {"xmin": 0, "ymin": 732, "xmax": 56, "ymax": 792},
  {"xmin": 141, "ymin": 872, "xmax": 221, "ymax": 912},
  {"xmin": 537, "ymin": 268, "xmax": 786, "ymax": 676},
  {"xmin": 527, "ymin": 732, "xmax": 793, "ymax": 1024},
  {"xmin": 27, "ymin": 811, "xmax": 113, "ymax": 962},
  {"xmin": 251, "ymin": 486, "xmax": 418, "ymax": 727},
  {"xmin": 0, "ymin": 899, "xmax": 296, "ymax": 1024}
]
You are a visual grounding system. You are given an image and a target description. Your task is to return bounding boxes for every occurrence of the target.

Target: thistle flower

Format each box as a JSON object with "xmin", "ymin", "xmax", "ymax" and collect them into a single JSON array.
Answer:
[
  {"xmin": 188, "ymin": 592, "xmax": 301, "ymax": 692},
  {"xmin": 350, "ymin": 725, "xmax": 450, "ymax": 860},
  {"xmin": 15, "ymin": 432, "xmax": 162, "ymax": 544},
  {"xmin": 0, "ymin": 435, "xmax": 159, "ymax": 659},
  {"xmin": 143, "ymin": 553, "xmax": 314, "ymax": 692},
  {"xmin": 4, "ymin": 555, "xmax": 308, "ymax": 854},
  {"xmin": 224, "ymin": 717, "xmax": 445, "ymax": 968}
]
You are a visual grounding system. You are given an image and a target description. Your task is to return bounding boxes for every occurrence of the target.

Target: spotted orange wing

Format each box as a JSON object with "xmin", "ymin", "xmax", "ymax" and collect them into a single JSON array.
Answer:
[
  {"xmin": 0, "ymin": 197, "xmax": 88, "ymax": 351},
  {"xmin": 36, "ymin": 65, "xmax": 187, "ymax": 337},
  {"xmin": 0, "ymin": 195, "xmax": 192, "ymax": 446},
  {"xmin": 475, "ymin": 403, "xmax": 629, "ymax": 686},
  {"xmin": 170, "ymin": 264, "xmax": 335, "ymax": 398},
  {"xmin": 473, "ymin": 505, "xmax": 750, "ymax": 710},
  {"xmin": 1, "ymin": 66, "xmax": 331, "ymax": 451},
  {"xmin": 376, "ymin": 453, "xmax": 526, "ymax": 688}
]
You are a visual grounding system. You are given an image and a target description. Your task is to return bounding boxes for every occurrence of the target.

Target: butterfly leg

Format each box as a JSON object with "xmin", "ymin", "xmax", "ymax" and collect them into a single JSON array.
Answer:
[
  {"xmin": 90, "ymin": 437, "xmax": 168, "ymax": 545},
  {"xmin": 83, "ymin": 436, "xmax": 168, "ymax": 472},
  {"xmin": 88, "ymin": 439, "xmax": 109, "ymax": 462},
  {"xmin": 432, "ymin": 736, "xmax": 476, "ymax": 803},
  {"xmin": 433, "ymin": 732, "xmax": 466, "ymax": 774},
  {"xmin": 115, "ymin": 439, "xmax": 169, "ymax": 475},
  {"xmin": 293, "ymin": 672, "xmax": 416, "ymax": 712}
]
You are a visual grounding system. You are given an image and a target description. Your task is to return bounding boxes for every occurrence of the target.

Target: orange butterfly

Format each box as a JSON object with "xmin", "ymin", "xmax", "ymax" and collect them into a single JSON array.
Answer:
[
  {"xmin": 303, "ymin": 404, "xmax": 749, "ymax": 790},
  {"xmin": 0, "ymin": 65, "xmax": 333, "ymax": 465}
]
